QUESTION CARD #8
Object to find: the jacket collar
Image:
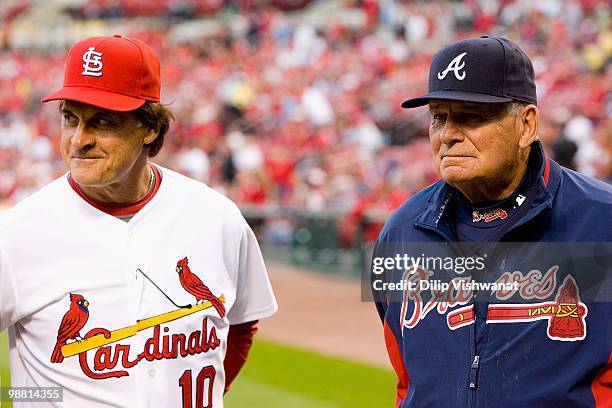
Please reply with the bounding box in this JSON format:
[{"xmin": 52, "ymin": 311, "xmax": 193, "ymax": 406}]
[{"xmin": 415, "ymin": 141, "xmax": 562, "ymax": 240}]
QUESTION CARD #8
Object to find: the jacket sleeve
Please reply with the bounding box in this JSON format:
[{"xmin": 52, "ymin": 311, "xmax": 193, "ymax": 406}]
[
  {"xmin": 372, "ymin": 231, "xmax": 411, "ymax": 406},
  {"xmin": 384, "ymin": 314, "xmax": 410, "ymax": 407},
  {"xmin": 371, "ymin": 237, "xmax": 387, "ymax": 323}
]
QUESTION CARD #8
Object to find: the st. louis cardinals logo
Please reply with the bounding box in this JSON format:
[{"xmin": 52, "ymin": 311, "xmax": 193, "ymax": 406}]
[
  {"xmin": 176, "ymin": 257, "xmax": 225, "ymax": 317},
  {"xmin": 51, "ymin": 293, "xmax": 89, "ymax": 363},
  {"xmin": 50, "ymin": 258, "xmax": 226, "ymax": 380},
  {"xmin": 81, "ymin": 47, "xmax": 103, "ymax": 77},
  {"xmin": 400, "ymin": 266, "xmax": 588, "ymax": 342},
  {"xmin": 437, "ymin": 52, "xmax": 467, "ymax": 80}
]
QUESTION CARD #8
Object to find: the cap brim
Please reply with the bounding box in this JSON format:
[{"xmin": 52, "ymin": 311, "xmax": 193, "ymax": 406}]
[
  {"xmin": 41, "ymin": 86, "xmax": 147, "ymax": 112},
  {"xmin": 401, "ymin": 91, "xmax": 513, "ymax": 109}
]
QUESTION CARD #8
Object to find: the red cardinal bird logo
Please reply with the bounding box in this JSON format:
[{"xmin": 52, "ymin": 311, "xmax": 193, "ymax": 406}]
[
  {"xmin": 176, "ymin": 257, "xmax": 226, "ymax": 317},
  {"xmin": 50, "ymin": 293, "xmax": 89, "ymax": 363}
]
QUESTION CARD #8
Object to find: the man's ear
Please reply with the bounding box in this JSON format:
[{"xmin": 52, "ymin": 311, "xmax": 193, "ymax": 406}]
[
  {"xmin": 518, "ymin": 104, "xmax": 539, "ymax": 148},
  {"xmin": 143, "ymin": 127, "xmax": 159, "ymax": 145}
]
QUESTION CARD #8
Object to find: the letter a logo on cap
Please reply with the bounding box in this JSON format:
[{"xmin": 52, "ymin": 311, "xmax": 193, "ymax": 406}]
[
  {"xmin": 82, "ymin": 47, "xmax": 103, "ymax": 77},
  {"xmin": 437, "ymin": 52, "xmax": 467, "ymax": 81}
]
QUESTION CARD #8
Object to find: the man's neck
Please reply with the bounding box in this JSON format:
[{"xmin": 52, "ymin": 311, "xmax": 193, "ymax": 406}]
[{"xmin": 78, "ymin": 163, "xmax": 153, "ymax": 205}]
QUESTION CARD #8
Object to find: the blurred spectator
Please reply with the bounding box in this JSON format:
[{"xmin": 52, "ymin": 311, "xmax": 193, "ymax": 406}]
[
  {"xmin": 552, "ymin": 136, "xmax": 579, "ymax": 170},
  {"xmin": 0, "ymin": 0, "xmax": 610, "ymax": 243}
]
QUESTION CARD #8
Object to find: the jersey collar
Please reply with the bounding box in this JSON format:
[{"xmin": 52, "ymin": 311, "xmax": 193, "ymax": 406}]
[{"xmin": 68, "ymin": 163, "xmax": 162, "ymax": 218}]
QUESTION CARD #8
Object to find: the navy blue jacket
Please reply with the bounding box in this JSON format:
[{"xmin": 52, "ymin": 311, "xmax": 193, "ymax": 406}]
[{"xmin": 373, "ymin": 143, "xmax": 612, "ymax": 407}]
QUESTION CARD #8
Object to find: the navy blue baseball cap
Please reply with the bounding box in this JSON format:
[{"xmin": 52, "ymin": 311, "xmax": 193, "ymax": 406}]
[{"xmin": 401, "ymin": 36, "xmax": 537, "ymax": 108}]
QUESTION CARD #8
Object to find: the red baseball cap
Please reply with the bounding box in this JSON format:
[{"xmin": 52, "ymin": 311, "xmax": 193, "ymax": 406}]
[{"xmin": 42, "ymin": 35, "xmax": 161, "ymax": 112}]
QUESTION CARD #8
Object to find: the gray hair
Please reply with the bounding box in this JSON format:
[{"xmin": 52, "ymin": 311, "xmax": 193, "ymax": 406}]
[{"xmin": 506, "ymin": 101, "xmax": 531, "ymax": 116}]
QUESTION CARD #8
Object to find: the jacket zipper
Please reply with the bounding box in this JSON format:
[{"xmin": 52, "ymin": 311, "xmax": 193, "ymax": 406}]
[
  {"xmin": 413, "ymin": 160, "xmax": 554, "ymax": 407},
  {"xmin": 469, "ymin": 354, "xmax": 480, "ymax": 390}
]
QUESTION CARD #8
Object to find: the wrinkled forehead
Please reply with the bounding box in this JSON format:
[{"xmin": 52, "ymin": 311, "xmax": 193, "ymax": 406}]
[
  {"xmin": 61, "ymin": 100, "xmax": 130, "ymax": 119},
  {"xmin": 428, "ymin": 99, "xmax": 509, "ymax": 115}
]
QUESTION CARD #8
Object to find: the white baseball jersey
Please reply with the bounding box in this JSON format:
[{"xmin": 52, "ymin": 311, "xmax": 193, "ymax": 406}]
[{"xmin": 0, "ymin": 166, "xmax": 278, "ymax": 407}]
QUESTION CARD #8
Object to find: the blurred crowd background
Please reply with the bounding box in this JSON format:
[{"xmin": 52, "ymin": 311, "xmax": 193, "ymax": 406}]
[{"xmin": 0, "ymin": 0, "xmax": 610, "ymax": 252}]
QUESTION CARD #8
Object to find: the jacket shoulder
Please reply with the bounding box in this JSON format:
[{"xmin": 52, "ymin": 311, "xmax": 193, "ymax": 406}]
[
  {"xmin": 557, "ymin": 167, "xmax": 612, "ymax": 207},
  {"xmin": 547, "ymin": 167, "xmax": 612, "ymax": 240},
  {"xmin": 379, "ymin": 181, "xmax": 444, "ymax": 240}
]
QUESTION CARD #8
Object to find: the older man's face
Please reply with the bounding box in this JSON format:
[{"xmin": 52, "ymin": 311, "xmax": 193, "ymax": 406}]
[
  {"xmin": 428, "ymin": 100, "xmax": 521, "ymax": 187},
  {"xmin": 60, "ymin": 101, "xmax": 153, "ymax": 188}
]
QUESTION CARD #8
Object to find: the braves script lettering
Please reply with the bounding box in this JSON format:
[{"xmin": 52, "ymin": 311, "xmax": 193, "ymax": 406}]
[
  {"xmin": 401, "ymin": 265, "xmax": 560, "ymax": 332},
  {"xmin": 472, "ymin": 208, "xmax": 508, "ymax": 223},
  {"xmin": 494, "ymin": 266, "xmax": 558, "ymax": 300},
  {"xmin": 400, "ymin": 267, "xmax": 473, "ymax": 330}
]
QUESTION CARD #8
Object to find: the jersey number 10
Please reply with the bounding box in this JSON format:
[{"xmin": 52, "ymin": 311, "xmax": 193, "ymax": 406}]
[{"xmin": 179, "ymin": 366, "xmax": 216, "ymax": 408}]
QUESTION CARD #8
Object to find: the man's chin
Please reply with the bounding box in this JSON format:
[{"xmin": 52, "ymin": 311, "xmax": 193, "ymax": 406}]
[
  {"xmin": 440, "ymin": 167, "xmax": 475, "ymax": 185},
  {"xmin": 69, "ymin": 170, "xmax": 106, "ymax": 188}
]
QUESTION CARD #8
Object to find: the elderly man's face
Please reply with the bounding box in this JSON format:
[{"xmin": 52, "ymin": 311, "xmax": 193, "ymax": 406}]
[
  {"xmin": 428, "ymin": 100, "xmax": 521, "ymax": 187},
  {"xmin": 60, "ymin": 101, "xmax": 155, "ymax": 188}
]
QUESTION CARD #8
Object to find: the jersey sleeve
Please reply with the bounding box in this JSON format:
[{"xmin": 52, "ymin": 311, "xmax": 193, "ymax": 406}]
[
  {"xmin": 223, "ymin": 320, "xmax": 258, "ymax": 393},
  {"xmin": 0, "ymin": 243, "xmax": 19, "ymax": 332},
  {"xmin": 226, "ymin": 218, "xmax": 278, "ymax": 325}
]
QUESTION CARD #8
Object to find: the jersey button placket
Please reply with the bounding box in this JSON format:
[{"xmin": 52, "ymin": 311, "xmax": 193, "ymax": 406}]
[
  {"xmin": 126, "ymin": 226, "xmax": 146, "ymax": 308},
  {"xmin": 124, "ymin": 226, "xmax": 148, "ymax": 407}
]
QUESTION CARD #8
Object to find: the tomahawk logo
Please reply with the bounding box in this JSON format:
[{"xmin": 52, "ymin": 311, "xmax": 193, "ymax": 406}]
[
  {"xmin": 82, "ymin": 47, "xmax": 103, "ymax": 77},
  {"xmin": 446, "ymin": 275, "xmax": 588, "ymax": 342},
  {"xmin": 438, "ymin": 52, "xmax": 467, "ymax": 80}
]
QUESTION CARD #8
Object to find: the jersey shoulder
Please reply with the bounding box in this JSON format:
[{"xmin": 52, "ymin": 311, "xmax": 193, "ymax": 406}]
[
  {"xmin": 0, "ymin": 175, "xmax": 70, "ymax": 233},
  {"xmin": 158, "ymin": 166, "xmax": 244, "ymax": 221}
]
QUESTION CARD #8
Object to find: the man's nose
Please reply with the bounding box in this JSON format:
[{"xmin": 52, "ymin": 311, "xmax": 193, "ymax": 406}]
[
  {"xmin": 71, "ymin": 124, "xmax": 95, "ymax": 149},
  {"xmin": 438, "ymin": 118, "xmax": 463, "ymax": 145}
]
